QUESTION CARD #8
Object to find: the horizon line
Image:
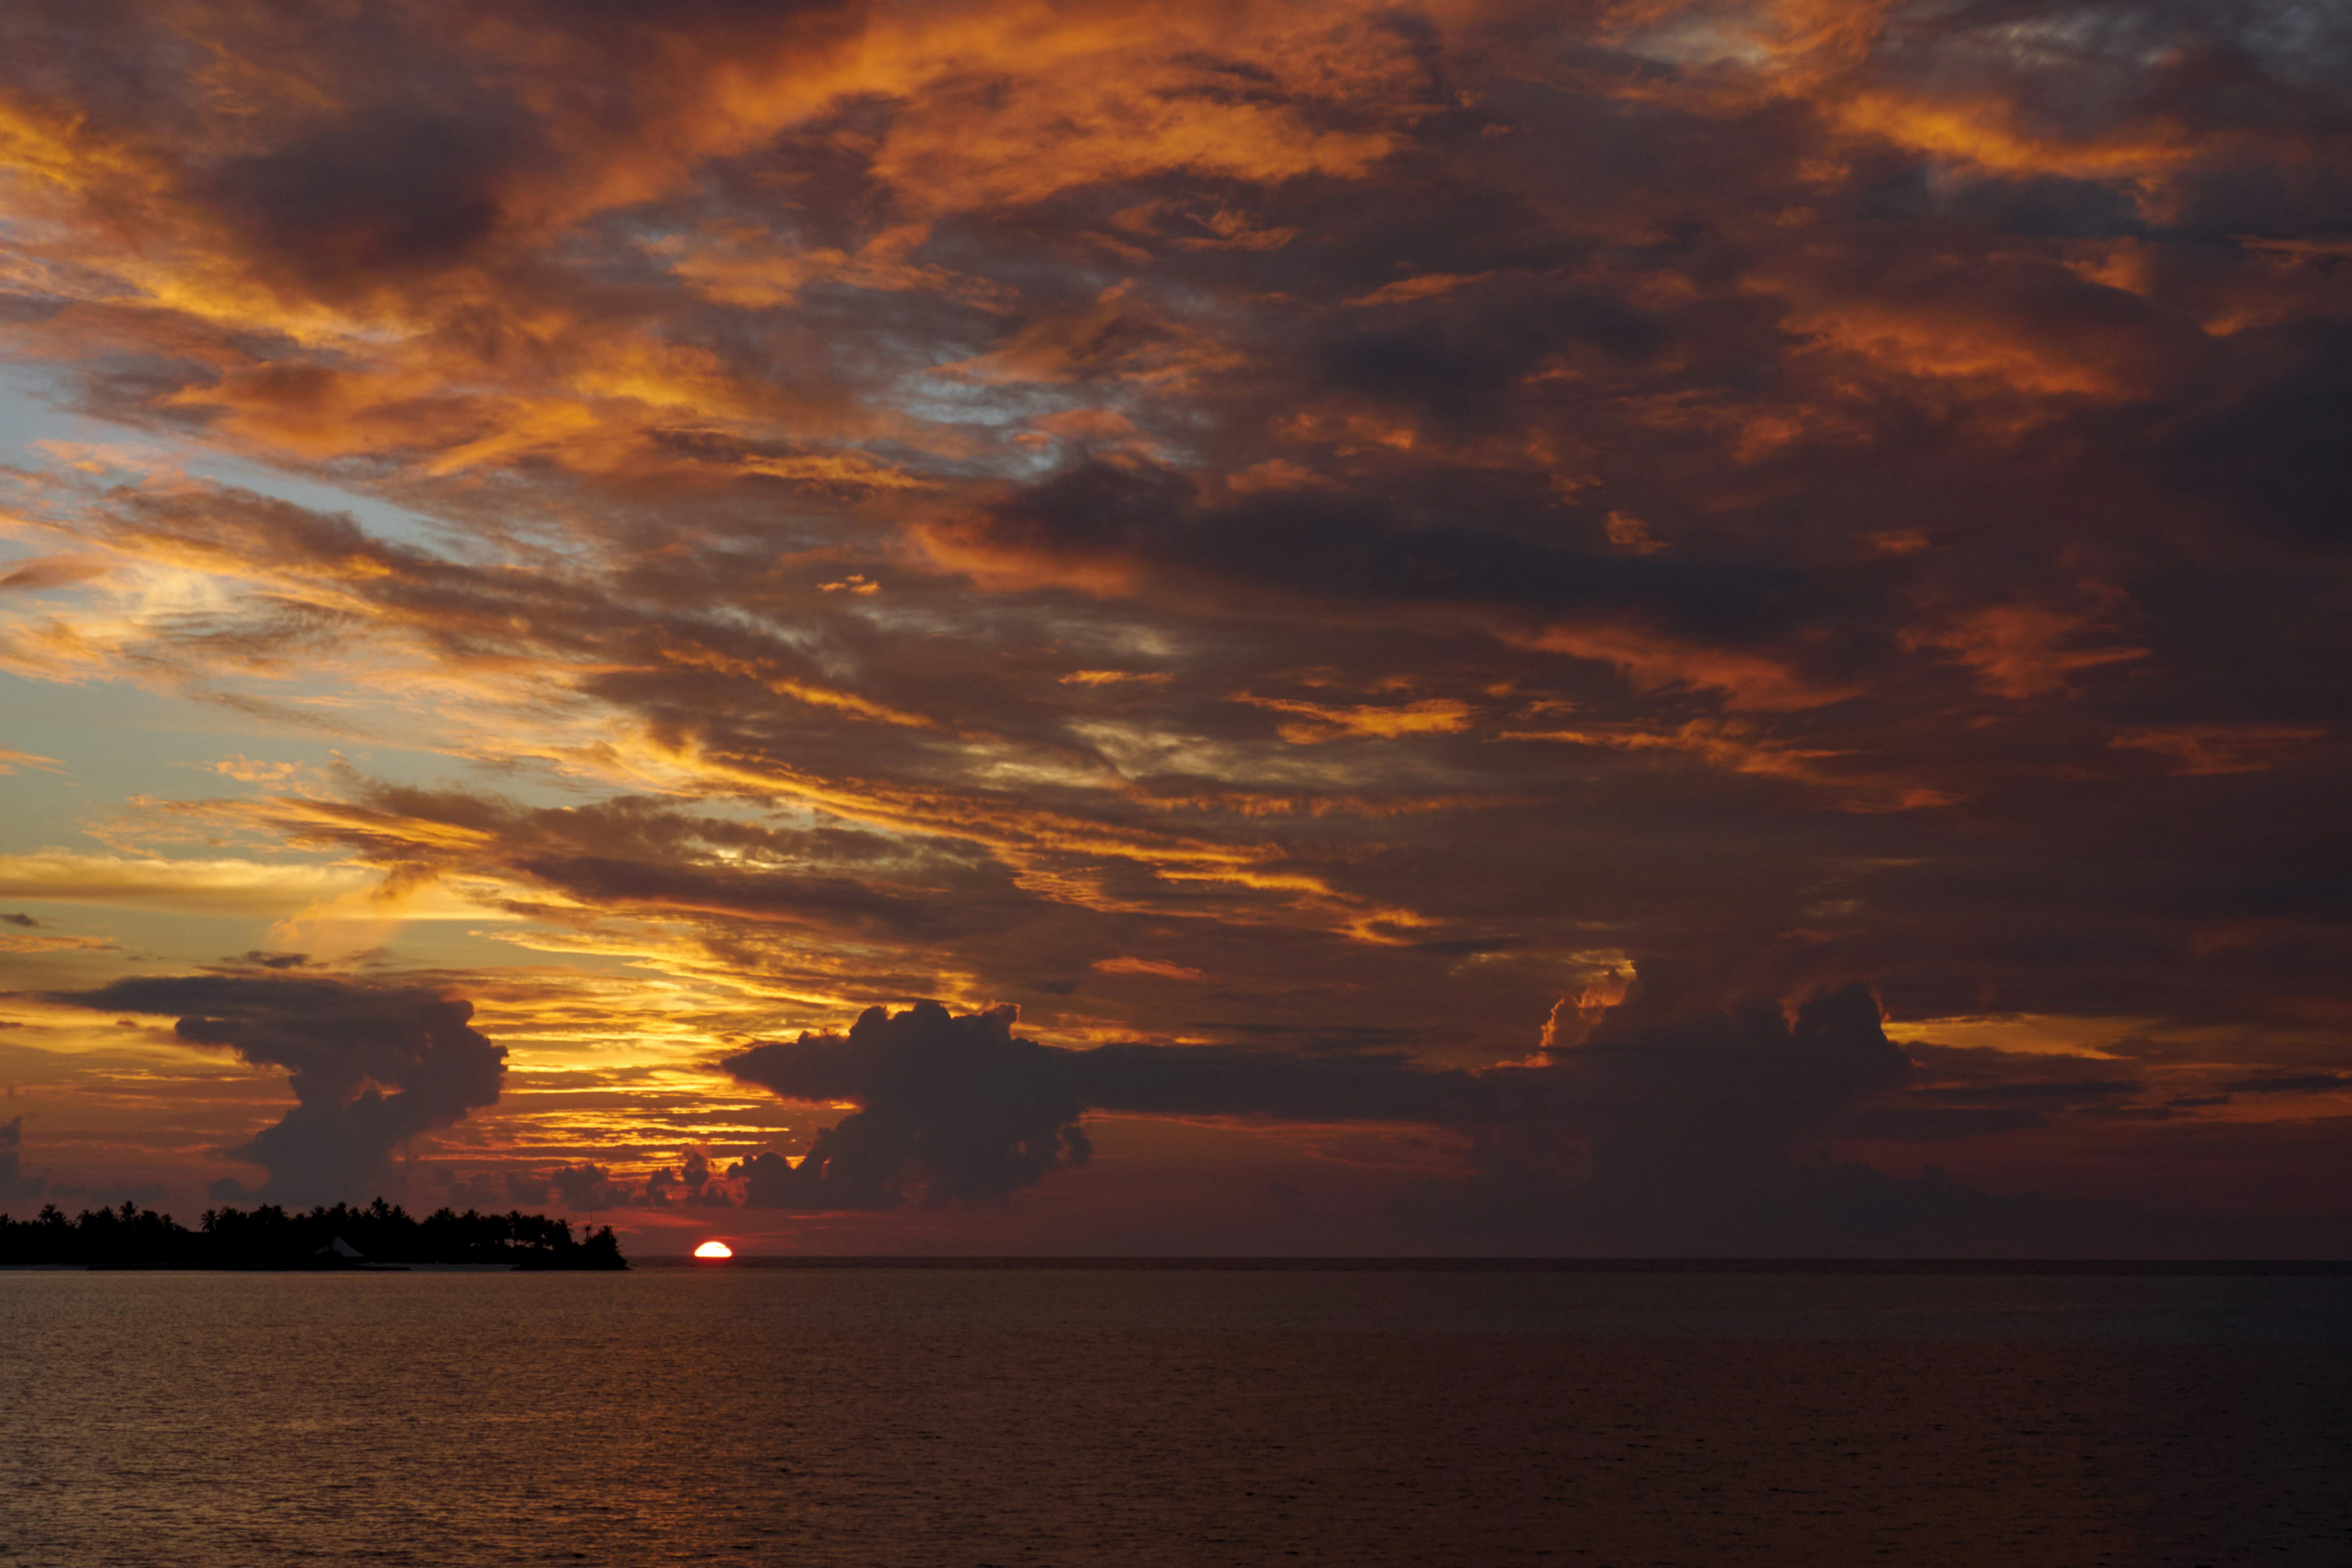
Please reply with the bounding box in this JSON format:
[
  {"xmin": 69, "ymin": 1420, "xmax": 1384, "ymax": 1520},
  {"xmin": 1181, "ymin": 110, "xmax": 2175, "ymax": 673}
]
[{"xmin": 628, "ymin": 1256, "xmax": 2352, "ymax": 1275}]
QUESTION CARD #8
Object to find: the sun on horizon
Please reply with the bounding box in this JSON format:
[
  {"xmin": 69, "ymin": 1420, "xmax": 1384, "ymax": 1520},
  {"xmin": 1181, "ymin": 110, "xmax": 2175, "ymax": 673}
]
[{"xmin": 693, "ymin": 1241, "xmax": 733, "ymax": 1259}]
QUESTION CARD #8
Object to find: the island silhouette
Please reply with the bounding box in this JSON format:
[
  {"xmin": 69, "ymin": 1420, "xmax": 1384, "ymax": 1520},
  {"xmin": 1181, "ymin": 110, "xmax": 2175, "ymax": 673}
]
[{"xmin": 0, "ymin": 1197, "xmax": 626, "ymax": 1270}]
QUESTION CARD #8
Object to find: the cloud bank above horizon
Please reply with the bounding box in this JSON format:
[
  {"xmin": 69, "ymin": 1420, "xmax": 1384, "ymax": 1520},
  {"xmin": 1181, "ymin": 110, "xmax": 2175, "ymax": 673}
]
[{"xmin": 0, "ymin": 0, "xmax": 2346, "ymax": 1252}]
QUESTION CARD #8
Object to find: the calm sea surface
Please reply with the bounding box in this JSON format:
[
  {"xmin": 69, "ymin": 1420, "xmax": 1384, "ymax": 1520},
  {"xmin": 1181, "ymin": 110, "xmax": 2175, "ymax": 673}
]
[{"xmin": 3, "ymin": 1269, "xmax": 2347, "ymax": 1567}]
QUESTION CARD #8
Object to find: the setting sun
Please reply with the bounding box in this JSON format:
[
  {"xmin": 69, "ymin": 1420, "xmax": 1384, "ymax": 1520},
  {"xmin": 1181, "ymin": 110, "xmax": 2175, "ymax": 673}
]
[{"xmin": 693, "ymin": 1241, "xmax": 733, "ymax": 1259}]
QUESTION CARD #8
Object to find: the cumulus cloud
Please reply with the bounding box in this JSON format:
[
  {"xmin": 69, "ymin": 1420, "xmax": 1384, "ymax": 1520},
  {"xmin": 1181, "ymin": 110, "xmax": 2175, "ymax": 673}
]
[
  {"xmin": 1544, "ymin": 971, "xmax": 1911, "ymax": 1207},
  {"xmin": 722, "ymin": 1000, "xmax": 1512, "ymax": 1208},
  {"xmin": 716, "ymin": 988, "xmax": 1878, "ymax": 1230},
  {"xmin": 713, "ymin": 981, "xmax": 2245, "ymax": 1252},
  {"xmin": 1391, "ymin": 975, "xmax": 2236, "ymax": 1253},
  {"xmin": 54, "ymin": 976, "xmax": 506, "ymax": 1206},
  {"xmin": 546, "ymin": 1162, "xmax": 635, "ymax": 1214},
  {"xmin": 647, "ymin": 1147, "xmax": 739, "ymax": 1209},
  {"xmin": 724, "ymin": 1002, "xmax": 1092, "ymax": 1209},
  {"xmin": 1405, "ymin": 973, "xmax": 1929, "ymax": 1248}
]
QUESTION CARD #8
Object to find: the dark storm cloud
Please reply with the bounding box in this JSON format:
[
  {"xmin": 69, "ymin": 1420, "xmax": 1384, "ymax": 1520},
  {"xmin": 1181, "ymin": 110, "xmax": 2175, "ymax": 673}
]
[
  {"xmin": 2221, "ymin": 1073, "xmax": 2352, "ymax": 1096},
  {"xmin": 2163, "ymin": 319, "xmax": 2352, "ymax": 546},
  {"xmin": 1433, "ymin": 973, "xmax": 1921, "ymax": 1241},
  {"xmin": 647, "ymin": 1147, "xmax": 738, "ymax": 1209},
  {"xmin": 546, "ymin": 1162, "xmax": 635, "ymax": 1214},
  {"xmin": 1073, "ymin": 1042, "xmax": 1488, "ymax": 1123},
  {"xmin": 724, "ymin": 1002, "xmax": 1093, "ymax": 1208},
  {"xmin": 0, "ymin": 0, "xmax": 871, "ymax": 290},
  {"xmin": 52, "ymin": 976, "xmax": 505, "ymax": 1206},
  {"xmin": 523, "ymin": 1149, "xmax": 740, "ymax": 1212},
  {"xmin": 1822, "ymin": 1069, "xmax": 2151, "ymax": 1141},
  {"xmin": 717, "ymin": 985, "xmax": 2087, "ymax": 1246},
  {"xmin": 203, "ymin": 98, "xmax": 538, "ymax": 294},
  {"xmin": 1826, "ymin": 1103, "xmax": 2054, "ymax": 1142},
  {"xmin": 1199, "ymin": 1021, "xmax": 1433, "ymax": 1053},
  {"xmin": 722, "ymin": 1000, "xmax": 1511, "ymax": 1209},
  {"xmin": 1562, "ymin": 977, "xmax": 1913, "ymax": 1169},
  {"xmin": 1403, "ymin": 974, "xmax": 2238, "ymax": 1253},
  {"xmin": 951, "ymin": 458, "xmax": 1808, "ymax": 642},
  {"xmin": 1312, "ymin": 283, "xmax": 1666, "ymax": 428}
]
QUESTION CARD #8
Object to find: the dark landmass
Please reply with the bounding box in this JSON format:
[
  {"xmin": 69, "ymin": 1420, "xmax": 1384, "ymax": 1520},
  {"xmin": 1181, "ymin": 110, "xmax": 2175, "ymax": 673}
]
[
  {"xmin": 638, "ymin": 1255, "xmax": 2352, "ymax": 1275},
  {"xmin": 0, "ymin": 1198, "xmax": 626, "ymax": 1270}
]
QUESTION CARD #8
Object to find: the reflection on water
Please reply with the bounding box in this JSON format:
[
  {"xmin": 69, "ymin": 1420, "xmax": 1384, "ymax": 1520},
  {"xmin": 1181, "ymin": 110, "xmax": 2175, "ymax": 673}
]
[{"xmin": 2, "ymin": 1271, "xmax": 2346, "ymax": 1566}]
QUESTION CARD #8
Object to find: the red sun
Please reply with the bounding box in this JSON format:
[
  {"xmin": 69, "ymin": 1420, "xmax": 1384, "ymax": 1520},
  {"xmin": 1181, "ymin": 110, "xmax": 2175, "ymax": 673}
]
[{"xmin": 693, "ymin": 1240, "xmax": 733, "ymax": 1259}]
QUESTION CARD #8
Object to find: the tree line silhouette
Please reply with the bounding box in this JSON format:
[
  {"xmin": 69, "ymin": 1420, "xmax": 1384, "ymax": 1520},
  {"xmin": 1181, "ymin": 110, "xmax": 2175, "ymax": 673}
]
[{"xmin": 0, "ymin": 1197, "xmax": 627, "ymax": 1269}]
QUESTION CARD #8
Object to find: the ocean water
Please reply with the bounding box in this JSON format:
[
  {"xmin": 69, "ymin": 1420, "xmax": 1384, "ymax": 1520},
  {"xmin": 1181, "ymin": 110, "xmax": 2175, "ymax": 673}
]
[{"xmin": 2, "ymin": 1269, "xmax": 2347, "ymax": 1567}]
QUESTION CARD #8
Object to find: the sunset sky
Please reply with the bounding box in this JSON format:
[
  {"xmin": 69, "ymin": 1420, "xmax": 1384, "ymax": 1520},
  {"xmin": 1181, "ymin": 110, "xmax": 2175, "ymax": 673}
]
[{"xmin": 1, "ymin": 0, "xmax": 2347, "ymax": 1254}]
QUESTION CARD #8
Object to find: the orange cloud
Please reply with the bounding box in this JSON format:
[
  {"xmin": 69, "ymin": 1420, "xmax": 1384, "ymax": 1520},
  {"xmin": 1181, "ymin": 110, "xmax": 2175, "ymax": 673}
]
[
  {"xmin": 1906, "ymin": 604, "xmax": 2146, "ymax": 700},
  {"xmin": 1232, "ymin": 693, "xmax": 1473, "ymax": 743},
  {"xmin": 2110, "ymin": 725, "xmax": 2331, "ymax": 777},
  {"xmin": 1833, "ymin": 90, "xmax": 2198, "ymax": 186},
  {"xmin": 1061, "ymin": 670, "xmax": 1170, "ymax": 686},
  {"xmin": 1091, "ymin": 955, "xmax": 1207, "ymax": 981},
  {"xmin": 1604, "ymin": 512, "xmax": 1665, "ymax": 555},
  {"xmin": 1787, "ymin": 298, "xmax": 2126, "ymax": 399},
  {"xmin": 0, "ymin": 852, "xmax": 376, "ymax": 916},
  {"xmin": 1523, "ymin": 623, "xmax": 1849, "ymax": 713},
  {"xmin": 657, "ymin": 643, "xmax": 938, "ymax": 730}
]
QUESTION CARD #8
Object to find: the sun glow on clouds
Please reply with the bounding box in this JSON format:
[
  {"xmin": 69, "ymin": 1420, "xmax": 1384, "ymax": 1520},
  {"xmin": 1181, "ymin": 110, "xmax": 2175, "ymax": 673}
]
[{"xmin": 0, "ymin": 0, "xmax": 2346, "ymax": 1247}]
